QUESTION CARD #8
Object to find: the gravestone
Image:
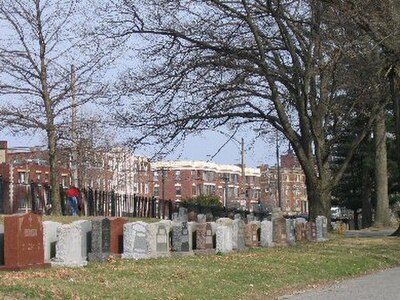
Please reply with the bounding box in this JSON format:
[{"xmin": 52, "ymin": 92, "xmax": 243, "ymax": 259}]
[
  {"xmin": 260, "ymin": 220, "xmax": 273, "ymax": 247},
  {"xmin": 188, "ymin": 211, "xmax": 197, "ymax": 222},
  {"xmin": 122, "ymin": 221, "xmax": 150, "ymax": 260},
  {"xmin": 245, "ymin": 223, "xmax": 259, "ymax": 248},
  {"xmin": 0, "ymin": 212, "xmax": 50, "ymax": 271},
  {"xmin": 172, "ymin": 221, "xmax": 191, "ymax": 255},
  {"xmin": 195, "ymin": 222, "xmax": 214, "ymax": 253},
  {"xmin": 295, "ymin": 222, "xmax": 306, "ymax": 243},
  {"xmin": 43, "ymin": 221, "xmax": 62, "ymax": 263},
  {"xmin": 316, "ymin": 216, "xmax": 328, "ymax": 242},
  {"xmin": 154, "ymin": 222, "xmax": 170, "ymax": 257},
  {"xmin": 188, "ymin": 221, "xmax": 197, "ymax": 250},
  {"xmin": 232, "ymin": 218, "xmax": 246, "ymax": 251},
  {"xmin": 216, "ymin": 225, "xmax": 232, "ymax": 253},
  {"xmin": 306, "ymin": 222, "xmax": 317, "ymax": 242},
  {"xmin": 271, "ymin": 208, "xmax": 283, "ymax": 221},
  {"xmin": 197, "ymin": 214, "xmax": 206, "ymax": 223},
  {"xmin": 72, "ymin": 220, "xmax": 92, "ymax": 260},
  {"xmin": 178, "ymin": 207, "xmax": 188, "ymax": 222},
  {"xmin": 272, "ymin": 217, "xmax": 288, "ymax": 246},
  {"xmin": 51, "ymin": 223, "xmax": 88, "ymax": 267},
  {"xmin": 246, "ymin": 213, "xmax": 256, "ymax": 223},
  {"xmin": 88, "ymin": 218, "xmax": 111, "ymax": 262},
  {"xmin": 0, "ymin": 224, "xmax": 4, "ymax": 266},
  {"xmin": 89, "ymin": 217, "xmax": 126, "ymax": 262},
  {"xmin": 286, "ymin": 219, "xmax": 296, "ymax": 245}
]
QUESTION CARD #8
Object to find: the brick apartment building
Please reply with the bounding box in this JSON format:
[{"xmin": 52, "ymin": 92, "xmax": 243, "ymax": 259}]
[
  {"xmin": 0, "ymin": 141, "xmax": 70, "ymax": 214},
  {"xmin": 259, "ymin": 149, "xmax": 308, "ymax": 215},
  {"xmin": 151, "ymin": 160, "xmax": 261, "ymax": 211}
]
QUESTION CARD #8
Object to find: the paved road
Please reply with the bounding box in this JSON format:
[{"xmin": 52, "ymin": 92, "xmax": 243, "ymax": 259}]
[{"xmin": 279, "ymin": 267, "xmax": 400, "ymax": 300}]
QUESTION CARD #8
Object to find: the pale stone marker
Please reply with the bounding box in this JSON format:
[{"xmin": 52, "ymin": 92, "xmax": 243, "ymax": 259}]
[
  {"xmin": 216, "ymin": 225, "xmax": 232, "ymax": 253},
  {"xmin": 260, "ymin": 220, "xmax": 273, "ymax": 247},
  {"xmin": 286, "ymin": 219, "xmax": 296, "ymax": 245},
  {"xmin": 51, "ymin": 223, "xmax": 88, "ymax": 267},
  {"xmin": 316, "ymin": 216, "xmax": 328, "ymax": 242},
  {"xmin": 232, "ymin": 218, "xmax": 246, "ymax": 251},
  {"xmin": 72, "ymin": 220, "xmax": 92, "ymax": 260},
  {"xmin": 122, "ymin": 221, "xmax": 150, "ymax": 260},
  {"xmin": 43, "ymin": 221, "xmax": 62, "ymax": 263}
]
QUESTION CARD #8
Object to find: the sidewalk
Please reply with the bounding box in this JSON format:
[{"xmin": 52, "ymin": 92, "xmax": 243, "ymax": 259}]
[{"xmin": 279, "ymin": 266, "xmax": 400, "ymax": 299}]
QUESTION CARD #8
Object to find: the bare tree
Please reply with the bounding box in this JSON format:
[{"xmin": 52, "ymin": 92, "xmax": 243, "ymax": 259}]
[
  {"xmin": 0, "ymin": 0, "xmax": 118, "ymax": 214},
  {"xmin": 108, "ymin": 0, "xmax": 387, "ymax": 221}
]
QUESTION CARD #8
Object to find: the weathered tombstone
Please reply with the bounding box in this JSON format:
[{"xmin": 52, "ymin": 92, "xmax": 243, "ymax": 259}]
[
  {"xmin": 232, "ymin": 218, "xmax": 246, "ymax": 251},
  {"xmin": 271, "ymin": 208, "xmax": 283, "ymax": 221},
  {"xmin": 216, "ymin": 225, "xmax": 232, "ymax": 253},
  {"xmin": 245, "ymin": 223, "xmax": 259, "ymax": 248},
  {"xmin": 72, "ymin": 220, "xmax": 92, "ymax": 260},
  {"xmin": 205, "ymin": 212, "xmax": 214, "ymax": 222},
  {"xmin": 188, "ymin": 211, "xmax": 197, "ymax": 222},
  {"xmin": 272, "ymin": 217, "xmax": 288, "ymax": 246},
  {"xmin": 43, "ymin": 221, "xmax": 62, "ymax": 263},
  {"xmin": 122, "ymin": 221, "xmax": 150, "ymax": 260},
  {"xmin": 286, "ymin": 219, "xmax": 296, "ymax": 245},
  {"xmin": 0, "ymin": 224, "xmax": 4, "ymax": 266},
  {"xmin": 316, "ymin": 216, "xmax": 328, "ymax": 242},
  {"xmin": 195, "ymin": 222, "xmax": 214, "ymax": 253},
  {"xmin": 172, "ymin": 212, "xmax": 179, "ymax": 221},
  {"xmin": 51, "ymin": 223, "xmax": 88, "ymax": 267},
  {"xmin": 0, "ymin": 213, "xmax": 50, "ymax": 271},
  {"xmin": 306, "ymin": 222, "xmax": 317, "ymax": 242},
  {"xmin": 178, "ymin": 207, "xmax": 188, "ymax": 222},
  {"xmin": 197, "ymin": 214, "xmax": 206, "ymax": 223},
  {"xmin": 295, "ymin": 222, "xmax": 306, "ymax": 243},
  {"xmin": 260, "ymin": 220, "xmax": 273, "ymax": 247},
  {"xmin": 172, "ymin": 221, "xmax": 192, "ymax": 255},
  {"xmin": 154, "ymin": 222, "xmax": 170, "ymax": 257},
  {"xmin": 188, "ymin": 221, "xmax": 197, "ymax": 250},
  {"xmin": 234, "ymin": 213, "xmax": 242, "ymax": 220},
  {"xmin": 89, "ymin": 217, "xmax": 126, "ymax": 262},
  {"xmin": 246, "ymin": 213, "xmax": 256, "ymax": 223}
]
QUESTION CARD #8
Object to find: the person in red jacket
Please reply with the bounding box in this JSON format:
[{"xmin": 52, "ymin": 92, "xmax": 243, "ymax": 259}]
[{"xmin": 66, "ymin": 186, "xmax": 79, "ymax": 216}]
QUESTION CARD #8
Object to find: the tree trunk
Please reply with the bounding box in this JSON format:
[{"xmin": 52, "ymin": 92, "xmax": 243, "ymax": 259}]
[
  {"xmin": 373, "ymin": 109, "xmax": 391, "ymax": 227},
  {"xmin": 306, "ymin": 177, "xmax": 331, "ymax": 223},
  {"xmin": 361, "ymin": 157, "xmax": 373, "ymax": 228},
  {"xmin": 48, "ymin": 129, "xmax": 61, "ymax": 215}
]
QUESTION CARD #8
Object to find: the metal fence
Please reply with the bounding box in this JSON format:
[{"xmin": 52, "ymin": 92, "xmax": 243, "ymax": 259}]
[{"xmin": 0, "ymin": 179, "xmax": 270, "ymax": 221}]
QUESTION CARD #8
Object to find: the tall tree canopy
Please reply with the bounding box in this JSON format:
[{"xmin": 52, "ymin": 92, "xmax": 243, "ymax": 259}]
[
  {"xmin": 0, "ymin": 0, "xmax": 118, "ymax": 214},
  {"xmin": 109, "ymin": 0, "xmax": 387, "ymax": 220}
]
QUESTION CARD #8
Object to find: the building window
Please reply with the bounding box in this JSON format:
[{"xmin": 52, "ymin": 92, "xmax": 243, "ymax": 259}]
[
  {"xmin": 175, "ymin": 170, "xmax": 181, "ymax": 181},
  {"xmin": 154, "ymin": 186, "xmax": 159, "ymax": 197},
  {"xmin": 154, "ymin": 171, "xmax": 159, "ymax": 181},
  {"xmin": 175, "ymin": 185, "xmax": 182, "ymax": 196},
  {"xmin": 61, "ymin": 176, "xmax": 68, "ymax": 187},
  {"xmin": 145, "ymin": 183, "xmax": 149, "ymax": 194},
  {"xmin": 18, "ymin": 172, "xmax": 29, "ymax": 184},
  {"xmin": 191, "ymin": 170, "xmax": 197, "ymax": 180}
]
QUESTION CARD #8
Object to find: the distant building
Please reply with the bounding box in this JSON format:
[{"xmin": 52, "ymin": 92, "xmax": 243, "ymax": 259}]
[
  {"xmin": 259, "ymin": 149, "xmax": 308, "ymax": 215},
  {"xmin": 151, "ymin": 160, "xmax": 261, "ymax": 210},
  {"xmin": 0, "ymin": 141, "xmax": 70, "ymax": 214}
]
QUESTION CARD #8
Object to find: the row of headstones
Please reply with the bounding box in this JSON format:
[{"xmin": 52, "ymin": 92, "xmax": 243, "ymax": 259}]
[{"xmin": 0, "ymin": 211, "xmax": 328, "ymax": 271}]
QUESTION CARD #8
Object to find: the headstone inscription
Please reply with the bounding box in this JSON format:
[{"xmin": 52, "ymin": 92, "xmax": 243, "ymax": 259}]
[
  {"xmin": 122, "ymin": 221, "xmax": 149, "ymax": 260},
  {"xmin": 0, "ymin": 212, "xmax": 50, "ymax": 271}
]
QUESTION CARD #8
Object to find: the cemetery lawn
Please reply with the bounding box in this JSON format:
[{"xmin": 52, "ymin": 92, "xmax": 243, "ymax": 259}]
[{"xmin": 1, "ymin": 236, "xmax": 400, "ymax": 299}]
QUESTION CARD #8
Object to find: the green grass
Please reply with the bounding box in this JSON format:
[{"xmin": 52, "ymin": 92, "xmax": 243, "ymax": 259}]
[{"xmin": 1, "ymin": 235, "xmax": 400, "ymax": 299}]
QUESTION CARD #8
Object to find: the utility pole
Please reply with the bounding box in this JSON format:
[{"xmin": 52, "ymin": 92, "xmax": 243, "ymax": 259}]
[
  {"xmin": 71, "ymin": 64, "xmax": 78, "ymax": 187},
  {"xmin": 241, "ymin": 138, "xmax": 246, "ymax": 210},
  {"xmin": 224, "ymin": 175, "xmax": 229, "ymax": 209},
  {"xmin": 276, "ymin": 131, "xmax": 282, "ymax": 209}
]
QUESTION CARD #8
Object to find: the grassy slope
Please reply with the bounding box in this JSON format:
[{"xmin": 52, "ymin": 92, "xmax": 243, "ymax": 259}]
[{"xmin": 0, "ymin": 236, "xmax": 399, "ymax": 299}]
